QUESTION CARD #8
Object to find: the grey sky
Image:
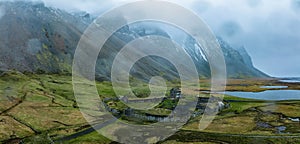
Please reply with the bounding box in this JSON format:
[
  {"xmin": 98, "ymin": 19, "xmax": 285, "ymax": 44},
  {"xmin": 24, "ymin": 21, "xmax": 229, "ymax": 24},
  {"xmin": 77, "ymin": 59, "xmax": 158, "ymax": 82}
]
[
  {"xmin": 0, "ymin": 5, "xmax": 4, "ymax": 20},
  {"xmin": 191, "ymin": 0, "xmax": 300, "ymax": 77},
  {"xmin": 10, "ymin": 0, "xmax": 300, "ymax": 77}
]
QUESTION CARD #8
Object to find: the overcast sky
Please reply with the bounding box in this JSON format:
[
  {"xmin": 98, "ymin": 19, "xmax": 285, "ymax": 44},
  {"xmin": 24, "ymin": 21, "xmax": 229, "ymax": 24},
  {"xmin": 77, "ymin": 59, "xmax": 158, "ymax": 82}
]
[
  {"xmin": 5, "ymin": 0, "xmax": 300, "ymax": 77},
  {"xmin": 191, "ymin": 0, "xmax": 300, "ymax": 77}
]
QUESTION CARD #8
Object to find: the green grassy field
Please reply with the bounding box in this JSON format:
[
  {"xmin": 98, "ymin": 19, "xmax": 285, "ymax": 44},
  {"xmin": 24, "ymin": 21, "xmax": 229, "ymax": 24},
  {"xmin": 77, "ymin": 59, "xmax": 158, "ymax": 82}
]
[{"xmin": 0, "ymin": 71, "xmax": 300, "ymax": 143}]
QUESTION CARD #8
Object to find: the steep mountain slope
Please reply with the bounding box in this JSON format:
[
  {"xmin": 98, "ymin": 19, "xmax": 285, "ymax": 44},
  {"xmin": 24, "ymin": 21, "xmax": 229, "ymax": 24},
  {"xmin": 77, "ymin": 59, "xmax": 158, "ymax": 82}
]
[
  {"xmin": 0, "ymin": 1, "xmax": 90, "ymax": 73},
  {"xmin": 0, "ymin": 1, "xmax": 268, "ymax": 79},
  {"xmin": 218, "ymin": 38, "xmax": 269, "ymax": 78}
]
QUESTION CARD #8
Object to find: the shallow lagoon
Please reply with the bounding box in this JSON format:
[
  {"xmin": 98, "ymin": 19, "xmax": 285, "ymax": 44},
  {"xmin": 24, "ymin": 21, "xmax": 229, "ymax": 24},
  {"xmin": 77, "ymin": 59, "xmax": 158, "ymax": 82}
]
[{"xmin": 225, "ymin": 90, "xmax": 300, "ymax": 101}]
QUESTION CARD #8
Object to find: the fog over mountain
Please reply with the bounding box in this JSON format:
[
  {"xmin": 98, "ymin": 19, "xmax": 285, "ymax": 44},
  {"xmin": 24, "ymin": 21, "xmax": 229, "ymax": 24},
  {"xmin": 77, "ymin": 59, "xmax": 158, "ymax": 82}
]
[
  {"xmin": 0, "ymin": 1, "xmax": 272, "ymax": 79},
  {"xmin": 192, "ymin": 0, "xmax": 300, "ymax": 77},
  {"xmin": 26, "ymin": 0, "xmax": 300, "ymax": 77},
  {"xmin": 0, "ymin": 4, "xmax": 4, "ymax": 19}
]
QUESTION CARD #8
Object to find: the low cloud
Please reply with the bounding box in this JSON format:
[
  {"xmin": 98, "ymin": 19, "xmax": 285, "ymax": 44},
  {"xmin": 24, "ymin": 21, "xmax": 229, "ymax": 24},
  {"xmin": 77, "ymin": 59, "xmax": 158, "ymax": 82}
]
[
  {"xmin": 42, "ymin": 0, "xmax": 115, "ymax": 14},
  {"xmin": 217, "ymin": 21, "xmax": 243, "ymax": 46},
  {"xmin": 0, "ymin": 6, "xmax": 5, "ymax": 20},
  {"xmin": 247, "ymin": 0, "xmax": 262, "ymax": 8},
  {"xmin": 190, "ymin": 0, "xmax": 211, "ymax": 14},
  {"xmin": 40, "ymin": 0, "xmax": 194, "ymax": 15},
  {"xmin": 39, "ymin": 0, "xmax": 300, "ymax": 77},
  {"xmin": 291, "ymin": 0, "xmax": 300, "ymax": 12},
  {"xmin": 191, "ymin": 0, "xmax": 300, "ymax": 77},
  {"xmin": 1, "ymin": 0, "xmax": 299, "ymax": 77}
]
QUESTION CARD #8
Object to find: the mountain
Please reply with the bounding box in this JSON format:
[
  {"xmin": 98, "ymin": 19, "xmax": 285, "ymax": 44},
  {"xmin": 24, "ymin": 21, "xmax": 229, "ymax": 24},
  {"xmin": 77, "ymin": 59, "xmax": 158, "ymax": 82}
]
[
  {"xmin": 218, "ymin": 38, "xmax": 269, "ymax": 78},
  {"xmin": 0, "ymin": 1, "xmax": 85, "ymax": 73},
  {"xmin": 0, "ymin": 1, "xmax": 268, "ymax": 80}
]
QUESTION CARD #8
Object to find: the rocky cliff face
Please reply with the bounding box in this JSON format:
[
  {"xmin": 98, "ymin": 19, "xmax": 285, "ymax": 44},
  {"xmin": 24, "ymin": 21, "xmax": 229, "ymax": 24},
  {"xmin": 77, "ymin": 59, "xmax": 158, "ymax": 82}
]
[
  {"xmin": 0, "ymin": 1, "xmax": 268, "ymax": 79},
  {"xmin": 217, "ymin": 38, "xmax": 268, "ymax": 78}
]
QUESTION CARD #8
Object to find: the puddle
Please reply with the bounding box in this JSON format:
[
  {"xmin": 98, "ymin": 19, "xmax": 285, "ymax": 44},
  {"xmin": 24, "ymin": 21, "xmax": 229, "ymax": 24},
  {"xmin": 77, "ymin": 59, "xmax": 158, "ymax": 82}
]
[
  {"xmin": 257, "ymin": 122, "xmax": 272, "ymax": 128},
  {"xmin": 257, "ymin": 122, "xmax": 287, "ymax": 134},
  {"xmin": 276, "ymin": 126, "xmax": 287, "ymax": 134},
  {"xmin": 289, "ymin": 118, "xmax": 300, "ymax": 122}
]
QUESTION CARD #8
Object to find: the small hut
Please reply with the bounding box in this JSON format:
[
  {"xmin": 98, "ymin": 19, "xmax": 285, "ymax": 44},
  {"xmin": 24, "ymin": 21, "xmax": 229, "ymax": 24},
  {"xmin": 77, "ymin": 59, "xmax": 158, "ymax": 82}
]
[{"xmin": 170, "ymin": 88, "xmax": 181, "ymax": 99}]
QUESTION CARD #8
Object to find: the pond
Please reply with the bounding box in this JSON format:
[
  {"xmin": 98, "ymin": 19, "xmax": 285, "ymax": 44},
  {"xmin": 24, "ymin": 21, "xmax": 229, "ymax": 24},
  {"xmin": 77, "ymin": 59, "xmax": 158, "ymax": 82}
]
[
  {"xmin": 225, "ymin": 90, "xmax": 300, "ymax": 101},
  {"xmin": 260, "ymin": 86, "xmax": 288, "ymax": 89}
]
